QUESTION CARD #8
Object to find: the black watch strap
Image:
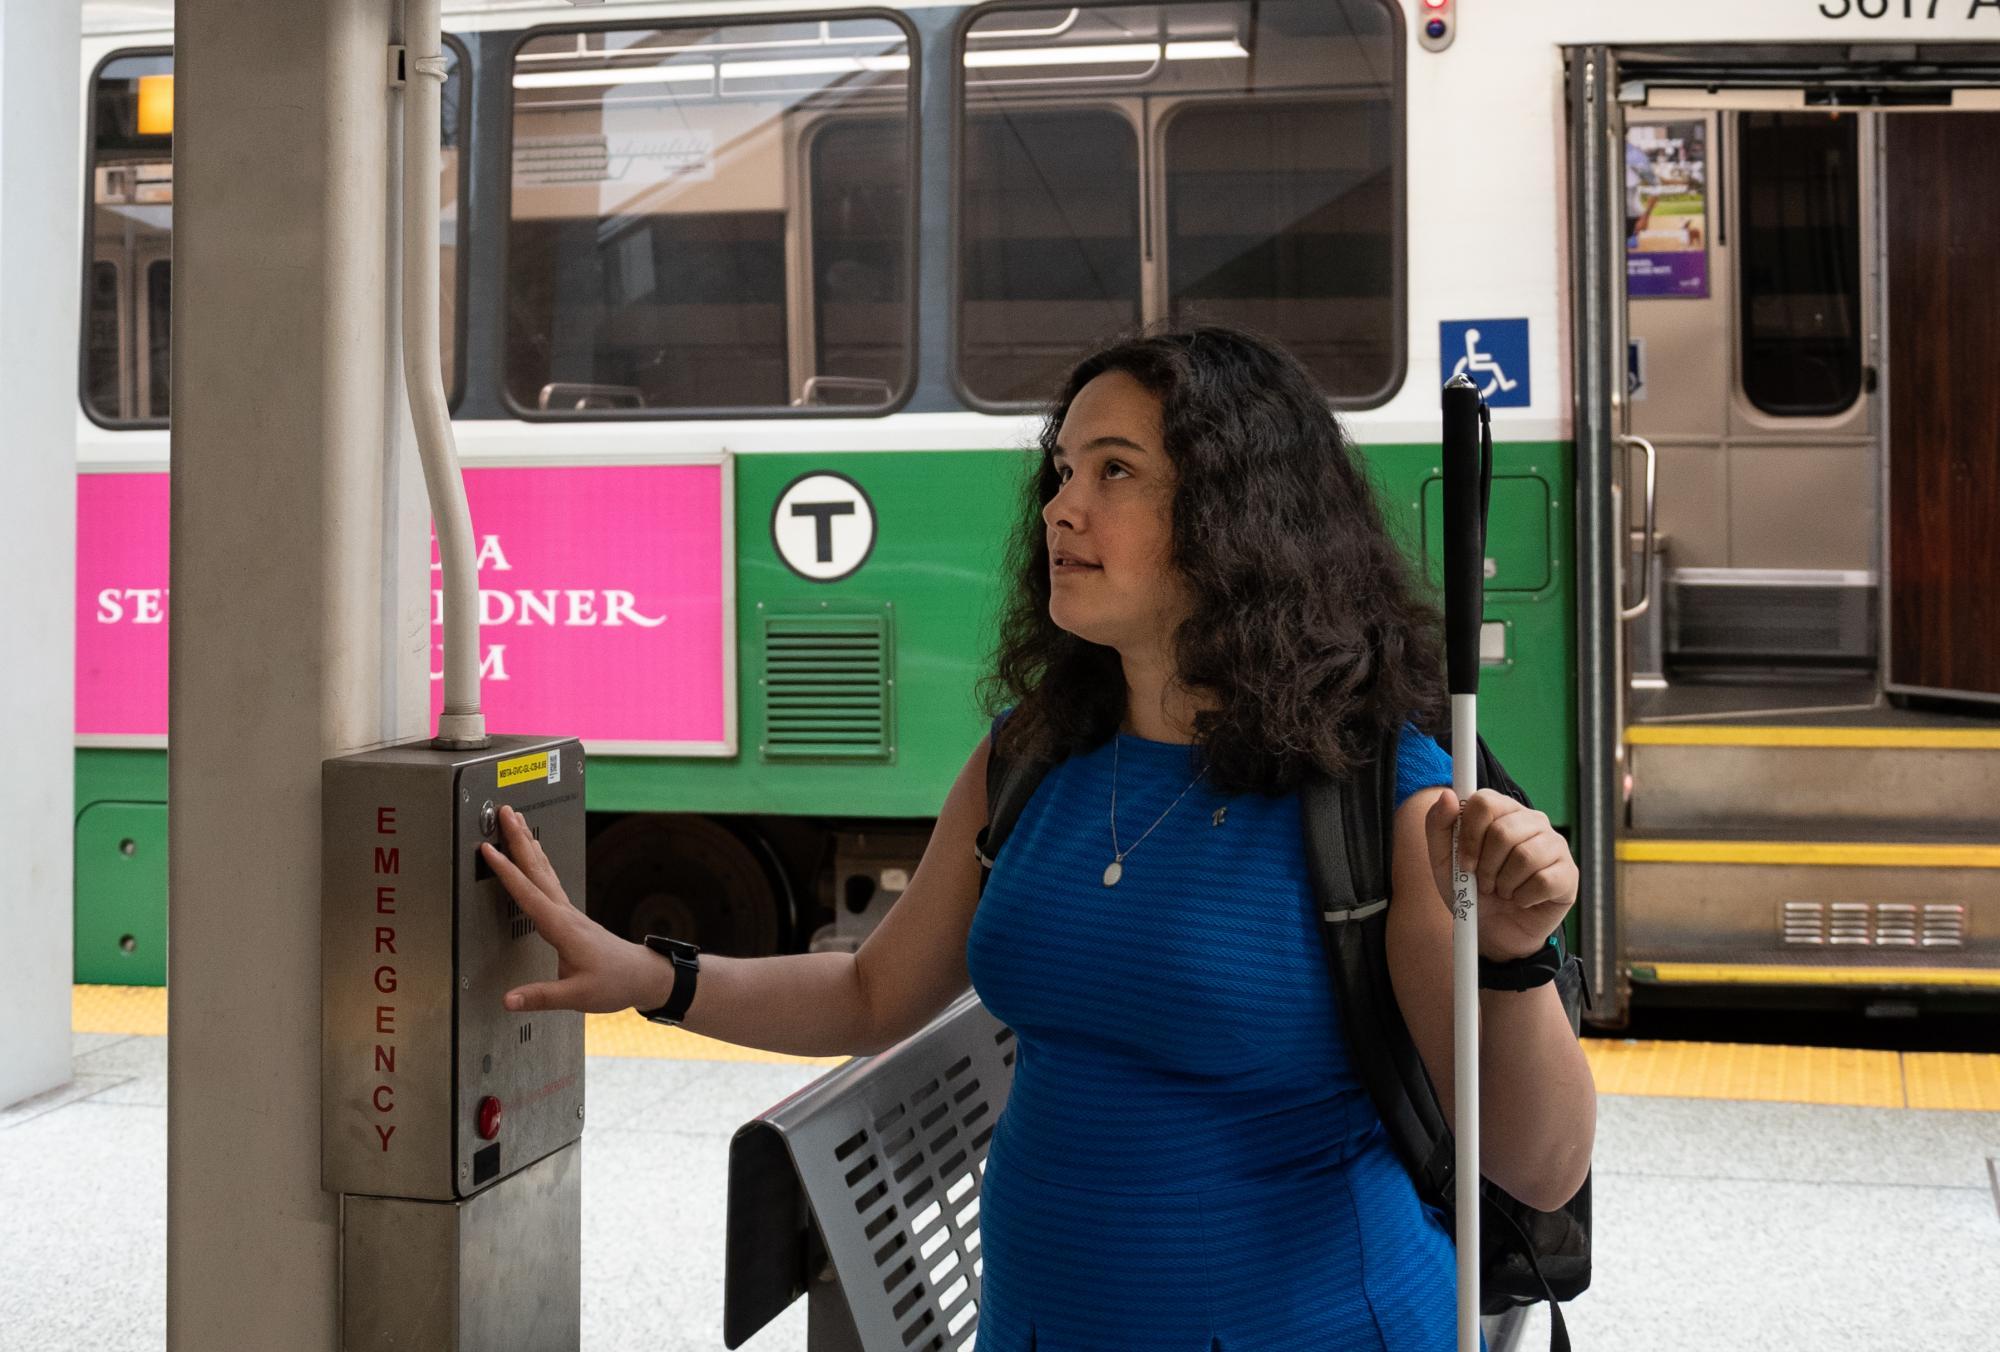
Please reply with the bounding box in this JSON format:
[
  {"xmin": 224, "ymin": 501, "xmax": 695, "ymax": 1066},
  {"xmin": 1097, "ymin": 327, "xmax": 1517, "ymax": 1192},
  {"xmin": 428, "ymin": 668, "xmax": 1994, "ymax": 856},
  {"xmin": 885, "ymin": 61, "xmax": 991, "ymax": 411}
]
[
  {"xmin": 1477, "ymin": 935, "xmax": 1565, "ymax": 992},
  {"xmin": 638, "ymin": 934, "xmax": 702, "ymax": 1025}
]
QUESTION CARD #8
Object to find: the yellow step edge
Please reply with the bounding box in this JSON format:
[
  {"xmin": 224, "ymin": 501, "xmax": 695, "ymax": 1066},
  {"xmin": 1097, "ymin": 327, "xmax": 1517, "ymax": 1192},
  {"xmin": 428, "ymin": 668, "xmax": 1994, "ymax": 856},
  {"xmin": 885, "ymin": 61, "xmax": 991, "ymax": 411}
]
[
  {"xmin": 71, "ymin": 985, "xmax": 842, "ymax": 1067},
  {"xmin": 1618, "ymin": 839, "xmax": 2000, "ymax": 868},
  {"xmin": 1626, "ymin": 724, "xmax": 2000, "ymax": 750},
  {"xmin": 1635, "ymin": 962, "xmax": 2000, "ymax": 989}
]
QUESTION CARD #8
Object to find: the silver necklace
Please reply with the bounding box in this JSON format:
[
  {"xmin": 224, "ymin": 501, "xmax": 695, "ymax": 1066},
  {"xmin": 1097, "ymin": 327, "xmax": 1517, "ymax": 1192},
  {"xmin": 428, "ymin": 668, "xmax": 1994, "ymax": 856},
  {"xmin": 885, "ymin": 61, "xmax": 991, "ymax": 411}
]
[{"xmin": 1104, "ymin": 734, "xmax": 1209, "ymax": 887}]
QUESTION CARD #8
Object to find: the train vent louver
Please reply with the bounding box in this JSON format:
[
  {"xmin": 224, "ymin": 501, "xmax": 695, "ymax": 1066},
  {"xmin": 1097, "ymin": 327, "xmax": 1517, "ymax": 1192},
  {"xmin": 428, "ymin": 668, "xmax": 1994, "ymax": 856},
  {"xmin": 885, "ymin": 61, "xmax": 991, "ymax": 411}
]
[
  {"xmin": 1782, "ymin": 900, "xmax": 1965, "ymax": 948},
  {"xmin": 760, "ymin": 608, "xmax": 894, "ymax": 761}
]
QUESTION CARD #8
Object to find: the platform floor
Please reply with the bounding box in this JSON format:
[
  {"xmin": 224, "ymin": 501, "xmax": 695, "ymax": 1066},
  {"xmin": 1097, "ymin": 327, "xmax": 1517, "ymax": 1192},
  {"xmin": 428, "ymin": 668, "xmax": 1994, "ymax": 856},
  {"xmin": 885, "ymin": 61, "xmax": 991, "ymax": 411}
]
[
  {"xmin": 1627, "ymin": 669, "xmax": 2000, "ymax": 729},
  {"xmin": 4, "ymin": 998, "xmax": 1997, "ymax": 1350}
]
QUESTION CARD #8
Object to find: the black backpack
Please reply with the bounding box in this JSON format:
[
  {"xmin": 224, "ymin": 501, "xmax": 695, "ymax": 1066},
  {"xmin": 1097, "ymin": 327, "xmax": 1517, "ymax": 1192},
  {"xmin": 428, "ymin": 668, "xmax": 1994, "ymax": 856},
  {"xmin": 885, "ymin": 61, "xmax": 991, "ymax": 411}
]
[{"xmin": 974, "ymin": 719, "xmax": 1591, "ymax": 1352}]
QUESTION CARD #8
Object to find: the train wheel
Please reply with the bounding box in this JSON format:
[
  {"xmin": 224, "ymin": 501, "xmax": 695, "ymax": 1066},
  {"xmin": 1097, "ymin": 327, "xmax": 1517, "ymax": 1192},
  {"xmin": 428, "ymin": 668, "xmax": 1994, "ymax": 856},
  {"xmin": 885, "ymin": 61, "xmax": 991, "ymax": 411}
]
[{"xmin": 585, "ymin": 814, "xmax": 781, "ymax": 957}]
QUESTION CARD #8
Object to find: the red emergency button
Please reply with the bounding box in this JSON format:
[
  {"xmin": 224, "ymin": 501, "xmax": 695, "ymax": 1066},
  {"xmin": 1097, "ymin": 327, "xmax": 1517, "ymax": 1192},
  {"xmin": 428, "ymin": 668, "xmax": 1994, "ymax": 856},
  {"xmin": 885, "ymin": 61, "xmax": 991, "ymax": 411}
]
[{"xmin": 477, "ymin": 1095, "xmax": 503, "ymax": 1140}]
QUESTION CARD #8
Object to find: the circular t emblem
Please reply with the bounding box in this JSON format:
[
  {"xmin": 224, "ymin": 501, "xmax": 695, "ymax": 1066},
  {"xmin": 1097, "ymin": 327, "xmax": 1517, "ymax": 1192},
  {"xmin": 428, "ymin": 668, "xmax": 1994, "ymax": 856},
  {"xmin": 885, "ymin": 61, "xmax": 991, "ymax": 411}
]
[{"xmin": 771, "ymin": 472, "xmax": 877, "ymax": 582}]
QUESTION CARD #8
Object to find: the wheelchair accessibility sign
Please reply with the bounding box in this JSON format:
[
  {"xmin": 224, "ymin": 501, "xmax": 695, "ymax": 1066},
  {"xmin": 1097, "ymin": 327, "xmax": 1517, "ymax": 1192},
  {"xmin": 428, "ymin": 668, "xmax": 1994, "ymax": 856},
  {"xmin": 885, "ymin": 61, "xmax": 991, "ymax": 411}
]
[{"xmin": 1440, "ymin": 319, "xmax": 1530, "ymax": 408}]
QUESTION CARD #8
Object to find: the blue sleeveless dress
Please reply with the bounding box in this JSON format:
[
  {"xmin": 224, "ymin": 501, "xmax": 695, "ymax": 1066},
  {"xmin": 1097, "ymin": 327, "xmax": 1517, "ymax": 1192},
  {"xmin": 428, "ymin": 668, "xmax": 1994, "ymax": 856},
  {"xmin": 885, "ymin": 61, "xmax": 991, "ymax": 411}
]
[{"xmin": 965, "ymin": 715, "xmax": 1478, "ymax": 1352}]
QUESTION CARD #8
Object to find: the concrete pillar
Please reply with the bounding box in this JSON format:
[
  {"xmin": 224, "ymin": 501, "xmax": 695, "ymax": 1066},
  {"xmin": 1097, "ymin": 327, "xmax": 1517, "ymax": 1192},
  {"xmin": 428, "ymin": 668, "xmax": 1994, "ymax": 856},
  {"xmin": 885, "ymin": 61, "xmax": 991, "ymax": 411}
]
[
  {"xmin": 0, "ymin": 0, "xmax": 82, "ymax": 1110},
  {"xmin": 168, "ymin": 1, "xmax": 427, "ymax": 1345}
]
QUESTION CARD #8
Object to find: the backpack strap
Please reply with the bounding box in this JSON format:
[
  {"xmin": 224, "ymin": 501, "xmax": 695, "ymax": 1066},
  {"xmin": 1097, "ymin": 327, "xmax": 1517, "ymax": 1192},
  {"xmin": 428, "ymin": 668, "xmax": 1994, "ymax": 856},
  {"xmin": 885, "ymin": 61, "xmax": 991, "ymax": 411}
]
[
  {"xmin": 1482, "ymin": 1190, "xmax": 1576, "ymax": 1352},
  {"xmin": 974, "ymin": 723, "xmax": 1055, "ymax": 897},
  {"xmin": 1303, "ymin": 727, "xmax": 1455, "ymax": 1204},
  {"xmin": 1308, "ymin": 724, "xmax": 1592, "ymax": 1352}
]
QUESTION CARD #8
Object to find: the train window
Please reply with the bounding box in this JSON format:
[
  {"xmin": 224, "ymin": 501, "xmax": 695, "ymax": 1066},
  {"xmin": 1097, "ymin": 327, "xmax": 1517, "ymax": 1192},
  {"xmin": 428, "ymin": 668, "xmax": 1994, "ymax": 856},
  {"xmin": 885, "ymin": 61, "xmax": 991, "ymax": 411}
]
[
  {"xmin": 957, "ymin": 0, "xmax": 1403, "ymax": 409},
  {"xmin": 959, "ymin": 108, "xmax": 1141, "ymax": 405},
  {"xmin": 82, "ymin": 47, "xmax": 466, "ymax": 427},
  {"xmin": 84, "ymin": 53, "xmax": 172, "ymax": 425},
  {"xmin": 809, "ymin": 120, "xmax": 915, "ymax": 408},
  {"xmin": 1737, "ymin": 112, "xmax": 1862, "ymax": 417},
  {"xmin": 505, "ymin": 17, "xmax": 916, "ymax": 417},
  {"xmin": 440, "ymin": 42, "xmax": 465, "ymax": 405},
  {"xmin": 1164, "ymin": 100, "xmax": 1397, "ymax": 398},
  {"xmin": 86, "ymin": 261, "xmax": 124, "ymax": 416},
  {"xmin": 145, "ymin": 260, "xmax": 171, "ymax": 420}
]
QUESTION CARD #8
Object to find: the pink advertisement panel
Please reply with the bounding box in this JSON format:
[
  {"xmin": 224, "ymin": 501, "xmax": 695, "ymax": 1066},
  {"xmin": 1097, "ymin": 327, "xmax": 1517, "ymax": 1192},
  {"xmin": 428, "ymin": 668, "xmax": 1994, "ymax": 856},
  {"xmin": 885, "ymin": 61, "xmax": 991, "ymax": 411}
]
[
  {"xmin": 76, "ymin": 464, "xmax": 731, "ymax": 751},
  {"xmin": 77, "ymin": 472, "xmax": 171, "ymax": 739},
  {"xmin": 433, "ymin": 464, "xmax": 729, "ymax": 749}
]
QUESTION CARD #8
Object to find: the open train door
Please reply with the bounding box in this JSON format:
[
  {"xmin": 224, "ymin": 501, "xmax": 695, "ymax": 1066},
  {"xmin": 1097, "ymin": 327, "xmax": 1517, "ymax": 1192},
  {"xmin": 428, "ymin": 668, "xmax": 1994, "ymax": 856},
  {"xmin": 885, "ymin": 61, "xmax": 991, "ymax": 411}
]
[
  {"xmin": 1569, "ymin": 46, "xmax": 2000, "ymax": 1020},
  {"xmin": 1882, "ymin": 114, "xmax": 2000, "ymax": 710},
  {"xmin": 1564, "ymin": 45, "xmax": 1633, "ymax": 1027}
]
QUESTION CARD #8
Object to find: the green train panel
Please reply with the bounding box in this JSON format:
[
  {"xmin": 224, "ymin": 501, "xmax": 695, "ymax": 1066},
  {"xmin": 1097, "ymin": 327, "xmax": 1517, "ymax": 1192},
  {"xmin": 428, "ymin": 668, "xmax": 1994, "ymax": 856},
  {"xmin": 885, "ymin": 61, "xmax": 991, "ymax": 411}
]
[
  {"xmin": 75, "ymin": 800, "xmax": 168, "ymax": 986},
  {"xmin": 73, "ymin": 441, "xmax": 1576, "ymax": 984}
]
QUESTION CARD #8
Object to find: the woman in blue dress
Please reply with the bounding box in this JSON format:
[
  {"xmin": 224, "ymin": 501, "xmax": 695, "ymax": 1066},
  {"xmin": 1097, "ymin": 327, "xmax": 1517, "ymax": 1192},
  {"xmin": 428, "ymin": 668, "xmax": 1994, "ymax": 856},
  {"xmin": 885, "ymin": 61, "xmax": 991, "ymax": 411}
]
[{"xmin": 483, "ymin": 326, "xmax": 1597, "ymax": 1350}]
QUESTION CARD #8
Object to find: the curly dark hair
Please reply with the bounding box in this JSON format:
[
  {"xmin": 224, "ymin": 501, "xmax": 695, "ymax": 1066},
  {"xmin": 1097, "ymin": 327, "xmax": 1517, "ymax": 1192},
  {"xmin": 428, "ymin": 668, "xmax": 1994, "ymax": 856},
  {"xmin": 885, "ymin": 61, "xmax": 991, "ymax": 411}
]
[{"xmin": 976, "ymin": 324, "xmax": 1449, "ymax": 796}]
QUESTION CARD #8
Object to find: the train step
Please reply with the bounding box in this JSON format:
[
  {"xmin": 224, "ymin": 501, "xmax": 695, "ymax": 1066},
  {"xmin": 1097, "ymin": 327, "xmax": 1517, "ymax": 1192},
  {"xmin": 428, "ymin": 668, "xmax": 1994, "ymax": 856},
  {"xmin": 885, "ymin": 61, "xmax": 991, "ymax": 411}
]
[
  {"xmin": 1625, "ymin": 723, "xmax": 2000, "ymax": 837},
  {"xmin": 1615, "ymin": 831, "xmax": 2000, "ymax": 981}
]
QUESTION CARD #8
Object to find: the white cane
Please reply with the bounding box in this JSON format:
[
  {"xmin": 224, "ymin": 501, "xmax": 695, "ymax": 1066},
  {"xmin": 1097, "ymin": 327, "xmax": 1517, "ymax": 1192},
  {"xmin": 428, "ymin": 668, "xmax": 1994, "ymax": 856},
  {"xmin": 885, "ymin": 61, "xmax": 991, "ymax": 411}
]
[{"xmin": 1441, "ymin": 372, "xmax": 1490, "ymax": 1352}]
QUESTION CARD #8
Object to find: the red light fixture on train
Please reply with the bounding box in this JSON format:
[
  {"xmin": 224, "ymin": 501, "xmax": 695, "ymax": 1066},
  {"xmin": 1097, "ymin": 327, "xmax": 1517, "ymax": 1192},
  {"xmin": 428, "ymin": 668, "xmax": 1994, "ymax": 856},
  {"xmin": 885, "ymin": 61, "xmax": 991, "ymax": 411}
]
[{"xmin": 1418, "ymin": 0, "xmax": 1455, "ymax": 53}]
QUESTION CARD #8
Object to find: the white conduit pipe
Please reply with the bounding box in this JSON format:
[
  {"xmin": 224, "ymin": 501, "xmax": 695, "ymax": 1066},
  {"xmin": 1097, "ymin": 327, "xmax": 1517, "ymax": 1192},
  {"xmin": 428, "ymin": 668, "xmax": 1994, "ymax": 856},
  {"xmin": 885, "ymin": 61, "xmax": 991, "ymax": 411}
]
[{"xmin": 402, "ymin": 0, "xmax": 485, "ymax": 748}]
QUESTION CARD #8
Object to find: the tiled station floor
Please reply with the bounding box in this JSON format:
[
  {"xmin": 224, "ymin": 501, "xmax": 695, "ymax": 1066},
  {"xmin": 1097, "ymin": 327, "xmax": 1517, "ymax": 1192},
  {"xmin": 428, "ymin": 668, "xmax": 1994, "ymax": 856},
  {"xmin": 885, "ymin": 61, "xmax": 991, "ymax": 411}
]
[{"xmin": 3, "ymin": 990, "xmax": 1997, "ymax": 1351}]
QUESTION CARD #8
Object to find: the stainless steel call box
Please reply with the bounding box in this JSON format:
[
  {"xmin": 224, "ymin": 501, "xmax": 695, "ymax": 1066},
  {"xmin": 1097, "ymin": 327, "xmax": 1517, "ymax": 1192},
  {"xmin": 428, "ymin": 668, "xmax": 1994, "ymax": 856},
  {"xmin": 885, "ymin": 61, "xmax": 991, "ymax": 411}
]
[{"xmin": 322, "ymin": 735, "xmax": 586, "ymax": 1201}]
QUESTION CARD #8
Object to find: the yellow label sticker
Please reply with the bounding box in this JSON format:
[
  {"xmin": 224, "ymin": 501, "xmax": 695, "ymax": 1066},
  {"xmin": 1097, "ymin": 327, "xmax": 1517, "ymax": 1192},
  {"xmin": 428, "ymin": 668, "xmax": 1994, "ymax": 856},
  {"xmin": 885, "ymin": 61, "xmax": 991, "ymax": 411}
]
[{"xmin": 497, "ymin": 752, "xmax": 550, "ymax": 788}]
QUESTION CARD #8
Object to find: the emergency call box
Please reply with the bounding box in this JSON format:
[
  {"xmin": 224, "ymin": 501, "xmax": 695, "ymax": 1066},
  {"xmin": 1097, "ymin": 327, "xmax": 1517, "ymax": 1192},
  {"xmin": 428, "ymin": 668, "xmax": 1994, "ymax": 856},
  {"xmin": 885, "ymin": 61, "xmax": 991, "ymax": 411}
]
[{"xmin": 322, "ymin": 735, "xmax": 586, "ymax": 1201}]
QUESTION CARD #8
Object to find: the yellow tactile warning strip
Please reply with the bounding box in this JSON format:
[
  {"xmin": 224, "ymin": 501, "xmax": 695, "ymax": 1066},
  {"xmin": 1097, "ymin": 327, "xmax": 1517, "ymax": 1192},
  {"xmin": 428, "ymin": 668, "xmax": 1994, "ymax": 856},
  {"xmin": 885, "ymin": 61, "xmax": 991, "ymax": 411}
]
[
  {"xmin": 1626, "ymin": 724, "xmax": 2000, "ymax": 749},
  {"xmin": 581, "ymin": 1009, "xmax": 845, "ymax": 1066},
  {"xmin": 1639, "ymin": 962, "xmax": 2000, "ymax": 990},
  {"xmin": 1903, "ymin": 1053, "xmax": 2000, "ymax": 1112},
  {"xmin": 1580, "ymin": 1039, "xmax": 2000, "ymax": 1111},
  {"xmin": 1617, "ymin": 839, "xmax": 2000, "ymax": 869},
  {"xmin": 76, "ymin": 986, "xmax": 2000, "ymax": 1108},
  {"xmin": 73, "ymin": 983, "xmax": 167, "ymax": 1036},
  {"xmin": 1582, "ymin": 1040, "xmax": 1906, "ymax": 1108},
  {"xmin": 71, "ymin": 984, "xmax": 840, "ymax": 1067}
]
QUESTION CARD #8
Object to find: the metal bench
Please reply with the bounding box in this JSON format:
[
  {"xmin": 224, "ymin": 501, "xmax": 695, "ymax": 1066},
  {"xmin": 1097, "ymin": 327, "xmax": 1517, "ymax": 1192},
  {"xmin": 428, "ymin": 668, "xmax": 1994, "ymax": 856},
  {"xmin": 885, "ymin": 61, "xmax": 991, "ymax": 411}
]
[
  {"xmin": 722, "ymin": 991, "xmax": 1531, "ymax": 1352},
  {"xmin": 724, "ymin": 992, "xmax": 1016, "ymax": 1351}
]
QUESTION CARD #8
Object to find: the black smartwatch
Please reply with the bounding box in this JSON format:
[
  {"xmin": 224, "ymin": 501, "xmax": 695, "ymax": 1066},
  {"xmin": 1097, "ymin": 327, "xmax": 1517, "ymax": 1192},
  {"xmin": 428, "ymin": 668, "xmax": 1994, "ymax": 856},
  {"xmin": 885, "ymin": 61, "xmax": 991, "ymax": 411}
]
[
  {"xmin": 1477, "ymin": 934, "xmax": 1565, "ymax": 992},
  {"xmin": 637, "ymin": 934, "xmax": 702, "ymax": 1026}
]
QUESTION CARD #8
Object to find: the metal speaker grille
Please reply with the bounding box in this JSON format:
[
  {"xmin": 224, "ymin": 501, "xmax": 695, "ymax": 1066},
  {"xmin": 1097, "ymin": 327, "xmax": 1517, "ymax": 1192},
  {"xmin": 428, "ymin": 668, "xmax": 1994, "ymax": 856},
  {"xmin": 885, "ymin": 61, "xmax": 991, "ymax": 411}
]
[
  {"xmin": 1782, "ymin": 900, "xmax": 1966, "ymax": 948},
  {"xmin": 760, "ymin": 608, "xmax": 894, "ymax": 761},
  {"xmin": 508, "ymin": 897, "xmax": 537, "ymax": 940},
  {"xmin": 725, "ymin": 993, "xmax": 1016, "ymax": 1351}
]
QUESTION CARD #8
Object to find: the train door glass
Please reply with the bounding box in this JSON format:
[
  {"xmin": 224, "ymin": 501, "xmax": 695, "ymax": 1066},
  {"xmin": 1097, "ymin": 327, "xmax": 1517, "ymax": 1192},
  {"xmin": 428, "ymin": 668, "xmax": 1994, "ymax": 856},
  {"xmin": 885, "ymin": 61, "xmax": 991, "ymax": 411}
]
[
  {"xmin": 504, "ymin": 17, "xmax": 916, "ymax": 416},
  {"xmin": 82, "ymin": 47, "xmax": 466, "ymax": 427},
  {"xmin": 955, "ymin": 0, "xmax": 1403, "ymax": 410},
  {"xmin": 1738, "ymin": 114, "xmax": 1863, "ymax": 418}
]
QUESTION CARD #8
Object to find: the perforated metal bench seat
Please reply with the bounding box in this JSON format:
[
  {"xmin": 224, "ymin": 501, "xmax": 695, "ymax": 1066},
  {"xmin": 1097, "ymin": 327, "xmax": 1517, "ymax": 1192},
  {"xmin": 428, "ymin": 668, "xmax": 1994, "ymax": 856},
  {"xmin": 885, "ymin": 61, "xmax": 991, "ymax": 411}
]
[{"xmin": 725, "ymin": 992, "xmax": 1017, "ymax": 1352}]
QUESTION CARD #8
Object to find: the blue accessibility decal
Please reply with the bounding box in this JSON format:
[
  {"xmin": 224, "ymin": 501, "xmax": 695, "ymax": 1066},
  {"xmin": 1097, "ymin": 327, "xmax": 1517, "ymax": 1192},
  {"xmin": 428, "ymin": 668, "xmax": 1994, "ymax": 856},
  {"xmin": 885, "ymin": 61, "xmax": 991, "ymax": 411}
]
[{"xmin": 1440, "ymin": 318, "xmax": 1530, "ymax": 408}]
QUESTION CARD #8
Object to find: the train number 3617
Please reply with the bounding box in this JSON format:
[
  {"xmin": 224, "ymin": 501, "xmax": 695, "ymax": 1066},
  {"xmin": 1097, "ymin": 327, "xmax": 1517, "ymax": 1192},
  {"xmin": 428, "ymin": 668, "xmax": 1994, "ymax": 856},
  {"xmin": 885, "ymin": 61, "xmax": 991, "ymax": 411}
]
[{"xmin": 1819, "ymin": 0, "xmax": 2000, "ymax": 17}]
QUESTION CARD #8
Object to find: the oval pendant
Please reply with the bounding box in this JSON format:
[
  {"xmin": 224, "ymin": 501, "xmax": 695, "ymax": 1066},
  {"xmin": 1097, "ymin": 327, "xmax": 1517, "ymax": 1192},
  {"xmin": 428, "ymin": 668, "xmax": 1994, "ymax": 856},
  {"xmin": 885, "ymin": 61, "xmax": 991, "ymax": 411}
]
[{"xmin": 1102, "ymin": 859, "xmax": 1123, "ymax": 887}]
